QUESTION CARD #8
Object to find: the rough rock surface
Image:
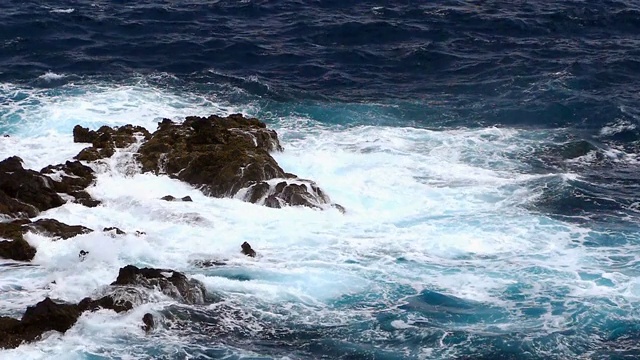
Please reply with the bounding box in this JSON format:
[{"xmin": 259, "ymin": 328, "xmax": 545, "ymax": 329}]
[
  {"xmin": 27, "ymin": 219, "xmax": 93, "ymax": 240},
  {"xmin": 241, "ymin": 241, "xmax": 256, "ymax": 257},
  {"xmin": 136, "ymin": 114, "xmax": 335, "ymax": 209},
  {"xmin": 73, "ymin": 124, "xmax": 151, "ymax": 161},
  {"xmin": 0, "ymin": 219, "xmax": 93, "ymax": 261},
  {"xmin": 40, "ymin": 161, "xmax": 101, "ymax": 207},
  {"xmin": 0, "ymin": 296, "xmax": 132, "ymax": 349},
  {"xmin": 161, "ymin": 195, "xmax": 193, "ymax": 202},
  {"xmin": 112, "ymin": 265, "xmax": 207, "ymax": 304},
  {"xmin": 0, "ymin": 157, "xmax": 65, "ymax": 218}
]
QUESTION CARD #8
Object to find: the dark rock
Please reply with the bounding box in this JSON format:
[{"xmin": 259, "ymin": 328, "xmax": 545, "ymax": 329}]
[
  {"xmin": 69, "ymin": 191, "xmax": 101, "ymax": 207},
  {"xmin": 0, "ymin": 157, "xmax": 65, "ymax": 217},
  {"xmin": 332, "ymin": 203, "xmax": 346, "ymax": 214},
  {"xmin": 40, "ymin": 161, "xmax": 95, "ymax": 194},
  {"xmin": 0, "ymin": 221, "xmax": 36, "ymax": 261},
  {"xmin": 2, "ymin": 134, "xmax": 9, "ymax": 138},
  {"xmin": 103, "ymin": 227, "xmax": 125, "ymax": 235},
  {"xmin": 136, "ymin": 114, "xmax": 333, "ymax": 209},
  {"xmin": 264, "ymin": 195, "xmax": 281, "ymax": 208},
  {"xmin": 78, "ymin": 296, "xmax": 133, "ymax": 314},
  {"xmin": 135, "ymin": 231, "xmax": 146, "ymax": 236},
  {"xmin": 0, "ymin": 190, "xmax": 38, "ymax": 218},
  {"xmin": 78, "ymin": 250, "xmax": 89, "ymax": 261},
  {"xmin": 241, "ymin": 241, "xmax": 256, "ymax": 257},
  {"xmin": 73, "ymin": 124, "xmax": 151, "ymax": 161},
  {"xmin": 142, "ymin": 313, "xmax": 154, "ymax": 333},
  {"xmin": 112, "ymin": 265, "xmax": 206, "ymax": 304},
  {"xmin": 27, "ymin": 219, "xmax": 93, "ymax": 240},
  {"xmin": 0, "ymin": 297, "xmax": 83, "ymax": 349},
  {"xmin": 161, "ymin": 195, "xmax": 193, "ymax": 202}
]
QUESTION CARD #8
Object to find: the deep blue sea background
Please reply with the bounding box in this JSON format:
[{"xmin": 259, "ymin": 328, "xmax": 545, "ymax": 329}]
[{"xmin": 1, "ymin": 1, "xmax": 640, "ymax": 359}]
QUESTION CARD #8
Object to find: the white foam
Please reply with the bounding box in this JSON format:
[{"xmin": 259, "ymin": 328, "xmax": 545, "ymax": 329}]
[
  {"xmin": 1, "ymin": 80, "xmax": 637, "ymax": 358},
  {"xmin": 38, "ymin": 72, "xmax": 67, "ymax": 81},
  {"xmin": 50, "ymin": 8, "xmax": 75, "ymax": 14}
]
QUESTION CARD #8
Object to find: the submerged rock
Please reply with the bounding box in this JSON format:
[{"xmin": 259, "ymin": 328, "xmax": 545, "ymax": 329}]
[
  {"xmin": 103, "ymin": 227, "xmax": 126, "ymax": 235},
  {"xmin": 241, "ymin": 241, "xmax": 256, "ymax": 257},
  {"xmin": 0, "ymin": 157, "xmax": 65, "ymax": 218},
  {"xmin": 161, "ymin": 195, "xmax": 193, "ymax": 202},
  {"xmin": 136, "ymin": 114, "xmax": 336, "ymax": 209},
  {"xmin": 112, "ymin": 265, "xmax": 207, "ymax": 304},
  {"xmin": 142, "ymin": 313, "xmax": 154, "ymax": 333}
]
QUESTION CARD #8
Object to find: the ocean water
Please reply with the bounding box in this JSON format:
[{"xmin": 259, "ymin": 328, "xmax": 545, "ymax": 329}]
[{"xmin": 1, "ymin": 1, "xmax": 640, "ymax": 359}]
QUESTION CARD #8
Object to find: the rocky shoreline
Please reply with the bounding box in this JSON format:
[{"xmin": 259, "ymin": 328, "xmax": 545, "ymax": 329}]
[{"xmin": 0, "ymin": 114, "xmax": 340, "ymax": 349}]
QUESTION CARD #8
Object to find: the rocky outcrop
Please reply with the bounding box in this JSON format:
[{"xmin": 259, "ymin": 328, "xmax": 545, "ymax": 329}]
[
  {"xmin": 136, "ymin": 114, "xmax": 335, "ymax": 209},
  {"xmin": 40, "ymin": 161, "xmax": 101, "ymax": 207},
  {"xmin": 73, "ymin": 124, "xmax": 151, "ymax": 161},
  {"xmin": 112, "ymin": 265, "xmax": 206, "ymax": 305},
  {"xmin": 27, "ymin": 219, "xmax": 93, "ymax": 240},
  {"xmin": 0, "ymin": 295, "xmax": 133, "ymax": 349},
  {"xmin": 0, "ymin": 219, "xmax": 93, "ymax": 261},
  {"xmin": 0, "ymin": 157, "xmax": 65, "ymax": 218}
]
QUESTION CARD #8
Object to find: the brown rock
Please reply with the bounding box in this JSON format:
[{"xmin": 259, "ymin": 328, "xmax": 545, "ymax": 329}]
[{"xmin": 241, "ymin": 241, "xmax": 256, "ymax": 257}]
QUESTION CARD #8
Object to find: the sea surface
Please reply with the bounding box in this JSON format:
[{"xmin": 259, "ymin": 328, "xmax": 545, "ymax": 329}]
[{"xmin": 1, "ymin": 1, "xmax": 640, "ymax": 359}]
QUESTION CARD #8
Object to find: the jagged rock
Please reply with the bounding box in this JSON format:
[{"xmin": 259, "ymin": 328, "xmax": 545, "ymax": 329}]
[
  {"xmin": 0, "ymin": 157, "xmax": 65, "ymax": 217},
  {"xmin": 69, "ymin": 191, "xmax": 101, "ymax": 207},
  {"xmin": 72, "ymin": 124, "xmax": 151, "ymax": 161},
  {"xmin": 78, "ymin": 250, "xmax": 89, "ymax": 261},
  {"xmin": 0, "ymin": 221, "xmax": 36, "ymax": 261},
  {"xmin": 103, "ymin": 227, "xmax": 125, "ymax": 235},
  {"xmin": 27, "ymin": 219, "xmax": 93, "ymax": 240},
  {"xmin": 136, "ymin": 114, "xmax": 335, "ymax": 209},
  {"xmin": 112, "ymin": 265, "xmax": 206, "ymax": 304},
  {"xmin": 241, "ymin": 241, "xmax": 256, "ymax": 257},
  {"xmin": 0, "ymin": 295, "xmax": 135, "ymax": 349},
  {"xmin": 142, "ymin": 313, "xmax": 154, "ymax": 333}
]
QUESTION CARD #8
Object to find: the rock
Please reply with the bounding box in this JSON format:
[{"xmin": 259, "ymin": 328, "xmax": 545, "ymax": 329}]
[
  {"xmin": 69, "ymin": 191, "xmax": 101, "ymax": 207},
  {"xmin": 161, "ymin": 195, "xmax": 193, "ymax": 202},
  {"xmin": 0, "ymin": 297, "xmax": 83, "ymax": 349},
  {"xmin": 78, "ymin": 250, "xmax": 89, "ymax": 261},
  {"xmin": 0, "ymin": 157, "xmax": 65, "ymax": 217},
  {"xmin": 191, "ymin": 259, "xmax": 227, "ymax": 268},
  {"xmin": 135, "ymin": 231, "xmax": 146, "ymax": 236},
  {"xmin": 0, "ymin": 221, "xmax": 36, "ymax": 261},
  {"xmin": 0, "ymin": 295, "xmax": 135, "ymax": 349},
  {"xmin": 26, "ymin": 219, "xmax": 93, "ymax": 240},
  {"xmin": 40, "ymin": 161, "xmax": 95, "ymax": 193},
  {"xmin": 103, "ymin": 227, "xmax": 125, "ymax": 235},
  {"xmin": 136, "ymin": 114, "xmax": 334, "ymax": 209},
  {"xmin": 112, "ymin": 265, "xmax": 206, "ymax": 304},
  {"xmin": 73, "ymin": 124, "xmax": 151, "ymax": 161},
  {"xmin": 78, "ymin": 295, "xmax": 133, "ymax": 314},
  {"xmin": 2, "ymin": 134, "xmax": 9, "ymax": 138},
  {"xmin": 241, "ymin": 241, "xmax": 256, "ymax": 257},
  {"xmin": 0, "ymin": 191, "xmax": 38, "ymax": 218},
  {"xmin": 142, "ymin": 313, "xmax": 154, "ymax": 333}
]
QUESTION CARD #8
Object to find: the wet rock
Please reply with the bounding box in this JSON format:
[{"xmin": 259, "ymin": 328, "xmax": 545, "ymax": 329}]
[
  {"xmin": 142, "ymin": 313, "xmax": 154, "ymax": 333},
  {"xmin": 136, "ymin": 114, "xmax": 334, "ymax": 209},
  {"xmin": 78, "ymin": 295, "xmax": 133, "ymax": 314},
  {"xmin": 191, "ymin": 259, "xmax": 227, "ymax": 268},
  {"xmin": 0, "ymin": 221, "xmax": 36, "ymax": 261},
  {"xmin": 112, "ymin": 265, "xmax": 207, "ymax": 304},
  {"xmin": 27, "ymin": 219, "xmax": 93, "ymax": 240},
  {"xmin": 69, "ymin": 191, "xmax": 101, "ymax": 207},
  {"xmin": 0, "ymin": 157, "xmax": 65, "ymax": 217},
  {"xmin": 0, "ymin": 297, "xmax": 83, "ymax": 349},
  {"xmin": 135, "ymin": 231, "xmax": 146, "ymax": 236},
  {"xmin": 73, "ymin": 124, "xmax": 151, "ymax": 161},
  {"xmin": 103, "ymin": 227, "xmax": 126, "ymax": 235},
  {"xmin": 161, "ymin": 195, "xmax": 193, "ymax": 202},
  {"xmin": 241, "ymin": 241, "xmax": 256, "ymax": 257},
  {"xmin": 78, "ymin": 250, "xmax": 89, "ymax": 261}
]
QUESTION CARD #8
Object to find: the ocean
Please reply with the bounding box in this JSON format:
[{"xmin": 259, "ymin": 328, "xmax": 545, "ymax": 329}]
[{"xmin": 1, "ymin": 1, "xmax": 640, "ymax": 359}]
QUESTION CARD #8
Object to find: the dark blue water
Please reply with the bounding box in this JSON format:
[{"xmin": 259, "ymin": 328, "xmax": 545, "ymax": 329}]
[{"xmin": 1, "ymin": 1, "xmax": 640, "ymax": 359}]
